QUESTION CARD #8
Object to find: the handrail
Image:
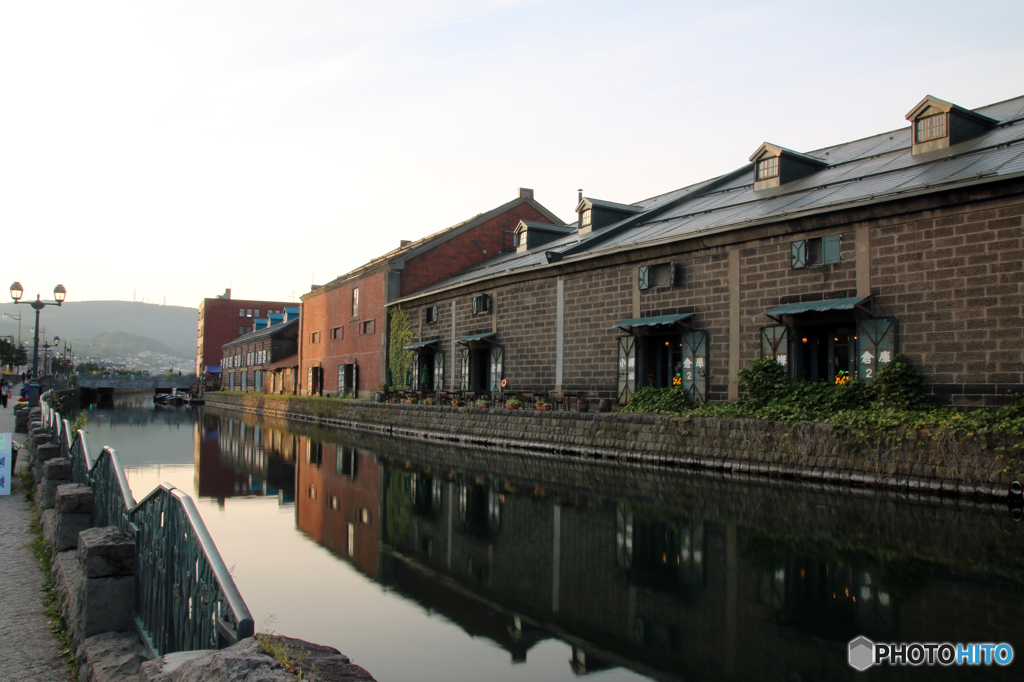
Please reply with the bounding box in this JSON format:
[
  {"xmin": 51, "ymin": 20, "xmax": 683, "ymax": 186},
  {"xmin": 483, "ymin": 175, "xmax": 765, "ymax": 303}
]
[{"xmin": 40, "ymin": 397, "xmax": 254, "ymax": 654}]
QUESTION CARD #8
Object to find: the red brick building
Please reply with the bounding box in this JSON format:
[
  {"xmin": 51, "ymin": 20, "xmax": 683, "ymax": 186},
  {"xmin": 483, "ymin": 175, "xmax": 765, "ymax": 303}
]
[
  {"xmin": 196, "ymin": 288, "xmax": 292, "ymax": 375},
  {"xmin": 300, "ymin": 189, "xmax": 563, "ymax": 398}
]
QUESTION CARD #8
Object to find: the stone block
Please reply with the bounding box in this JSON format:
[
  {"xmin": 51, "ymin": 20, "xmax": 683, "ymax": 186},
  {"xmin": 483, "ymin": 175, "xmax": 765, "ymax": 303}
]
[
  {"xmin": 35, "ymin": 457, "xmax": 74, "ymax": 509},
  {"xmin": 56, "ymin": 483, "xmax": 94, "ymax": 514},
  {"xmin": 77, "ymin": 631, "xmax": 151, "ymax": 682},
  {"xmin": 33, "ymin": 443, "xmax": 62, "ymax": 483},
  {"xmin": 78, "ymin": 527, "xmax": 135, "ymax": 578},
  {"xmin": 49, "ymin": 511, "xmax": 94, "ymax": 552}
]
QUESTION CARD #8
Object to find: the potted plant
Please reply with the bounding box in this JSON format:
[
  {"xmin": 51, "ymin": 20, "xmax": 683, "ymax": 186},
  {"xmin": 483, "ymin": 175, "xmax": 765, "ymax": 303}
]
[
  {"xmin": 536, "ymin": 397, "xmax": 550, "ymax": 411},
  {"xmin": 452, "ymin": 398, "xmax": 465, "ymax": 407},
  {"xmin": 406, "ymin": 397, "xmax": 417, "ymax": 405},
  {"xmin": 424, "ymin": 396, "xmax": 436, "ymax": 406},
  {"xmin": 505, "ymin": 396, "xmax": 522, "ymax": 410},
  {"xmin": 476, "ymin": 398, "xmax": 491, "ymax": 409}
]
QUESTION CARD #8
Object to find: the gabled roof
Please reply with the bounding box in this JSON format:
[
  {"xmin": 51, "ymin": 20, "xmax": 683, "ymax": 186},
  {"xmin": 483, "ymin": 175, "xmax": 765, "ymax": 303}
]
[
  {"xmin": 514, "ymin": 220, "xmax": 575, "ymax": 235},
  {"xmin": 223, "ymin": 318, "xmax": 298, "ymax": 349},
  {"xmin": 749, "ymin": 142, "xmax": 829, "ymax": 167},
  {"xmin": 305, "ymin": 192, "xmax": 565, "ymax": 299},
  {"xmin": 575, "ymin": 197, "xmax": 645, "ymax": 214},
  {"xmin": 392, "ymin": 94, "xmax": 1024, "ymax": 304},
  {"xmin": 905, "ymin": 95, "xmax": 999, "ymax": 126}
]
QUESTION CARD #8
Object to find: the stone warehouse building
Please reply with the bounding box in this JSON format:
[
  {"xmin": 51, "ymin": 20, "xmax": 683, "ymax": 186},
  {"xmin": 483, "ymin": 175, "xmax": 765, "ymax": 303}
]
[
  {"xmin": 299, "ymin": 189, "xmax": 564, "ymax": 398},
  {"xmin": 391, "ymin": 94, "xmax": 1024, "ymax": 408},
  {"xmin": 222, "ymin": 309, "xmax": 300, "ymax": 393}
]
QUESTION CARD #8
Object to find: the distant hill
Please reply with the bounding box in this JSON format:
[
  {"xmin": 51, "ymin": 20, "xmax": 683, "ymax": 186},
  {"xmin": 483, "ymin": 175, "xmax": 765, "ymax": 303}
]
[
  {"xmin": 70, "ymin": 331, "xmax": 181, "ymax": 359},
  {"xmin": 0, "ymin": 300, "xmax": 197, "ymax": 359}
]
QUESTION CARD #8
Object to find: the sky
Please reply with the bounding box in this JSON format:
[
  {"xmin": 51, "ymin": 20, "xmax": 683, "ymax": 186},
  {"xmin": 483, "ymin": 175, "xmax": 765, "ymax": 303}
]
[{"xmin": 1, "ymin": 0, "xmax": 1022, "ymax": 312}]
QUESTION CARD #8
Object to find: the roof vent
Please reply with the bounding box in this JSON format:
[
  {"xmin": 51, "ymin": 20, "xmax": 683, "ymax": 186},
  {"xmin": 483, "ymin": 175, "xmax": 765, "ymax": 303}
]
[
  {"xmin": 575, "ymin": 197, "xmax": 643, "ymax": 235},
  {"xmin": 905, "ymin": 95, "xmax": 997, "ymax": 156},
  {"xmin": 518, "ymin": 187, "xmax": 534, "ymax": 200},
  {"xmin": 749, "ymin": 143, "xmax": 828, "ymax": 191}
]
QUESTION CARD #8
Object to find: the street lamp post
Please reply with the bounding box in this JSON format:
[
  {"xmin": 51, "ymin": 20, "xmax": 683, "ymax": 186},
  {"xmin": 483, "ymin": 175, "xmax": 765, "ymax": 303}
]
[
  {"xmin": 10, "ymin": 282, "xmax": 66, "ymax": 379},
  {"xmin": 42, "ymin": 335, "xmax": 60, "ymax": 376},
  {"xmin": 1, "ymin": 311, "xmax": 22, "ymax": 345}
]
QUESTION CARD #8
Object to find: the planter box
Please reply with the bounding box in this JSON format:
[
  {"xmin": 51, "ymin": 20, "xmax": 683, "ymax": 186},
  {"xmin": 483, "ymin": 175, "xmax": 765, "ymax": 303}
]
[{"xmin": 536, "ymin": 405, "xmax": 550, "ymax": 411}]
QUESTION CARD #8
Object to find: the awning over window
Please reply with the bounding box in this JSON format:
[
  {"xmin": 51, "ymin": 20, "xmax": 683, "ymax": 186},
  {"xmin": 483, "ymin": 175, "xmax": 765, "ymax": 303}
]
[
  {"xmin": 265, "ymin": 354, "xmax": 298, "ymax": 370},
  {"xmin": 455, "ymin": 332, "xmax": 496, "ymax": 345},
  {"xmin": 761, "ymin": 295, "xmax": 871, "ymax": 318},
  {"xmin": 404, "ymin": 339, "xmax": 440, "ymax": 350},
  {"xmin": 612, "ymin": 313, "xmax": 693, "ymax": 330},
  {"xmin": 204, "ymin": 365, "xmax": 221, "ymax": 374}
]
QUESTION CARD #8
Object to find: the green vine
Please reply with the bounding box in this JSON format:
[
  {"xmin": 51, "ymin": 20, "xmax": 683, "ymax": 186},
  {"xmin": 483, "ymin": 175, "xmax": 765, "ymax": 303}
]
[{"xmin": 388, "ymin": 306, "xmax": 414, "ymax": 390}]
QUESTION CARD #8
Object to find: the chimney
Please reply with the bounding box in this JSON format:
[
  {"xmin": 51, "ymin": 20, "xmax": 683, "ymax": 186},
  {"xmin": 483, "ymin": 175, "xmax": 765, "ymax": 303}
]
[
  {"xmin": 400, "ymin": 240, "xmax": 412, "ymax": 247},
  {"xmin": 518, "ymin": 187, "xmax": 534, "ymax": 200},
  {"xmin": 224, "ymin": 288, "xmax": 231, "ymax": 299},
  {"xmin": 578, "ymin": 189, "xmax": 583, "ymax": 203}
]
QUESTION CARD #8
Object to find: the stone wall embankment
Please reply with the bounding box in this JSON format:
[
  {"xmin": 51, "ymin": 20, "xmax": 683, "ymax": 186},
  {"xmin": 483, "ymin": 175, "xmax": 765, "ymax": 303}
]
[{"xmin": 205, "ymin": 393, "xmax": 1023, "ymax": 499}]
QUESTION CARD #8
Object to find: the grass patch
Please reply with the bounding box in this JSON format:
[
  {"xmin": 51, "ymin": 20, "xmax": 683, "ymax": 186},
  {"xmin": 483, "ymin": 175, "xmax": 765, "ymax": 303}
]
[{"xmin": 255, "ymin": 630, "xmax": 317, "ymax": 680}]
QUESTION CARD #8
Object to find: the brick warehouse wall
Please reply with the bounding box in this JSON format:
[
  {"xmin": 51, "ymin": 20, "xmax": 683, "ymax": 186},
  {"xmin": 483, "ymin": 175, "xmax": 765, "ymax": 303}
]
[
  {"xmin": 395, "ymin": 178, "xmax": 1024, "ymax": 408},
  {"xmin": 300, "ymin": 268, "xmax": 387, "ymax": 399},
  {"xmin": 222, "ymin": 324, "xmax": 298, "ymax": 392},
  {"xmin": 205, "ymin": 393, "xmax": 1020, "ymax": 496},
  {"xmin": 197, "ymin": 296, "xmax": 291, "ymax": 374}
]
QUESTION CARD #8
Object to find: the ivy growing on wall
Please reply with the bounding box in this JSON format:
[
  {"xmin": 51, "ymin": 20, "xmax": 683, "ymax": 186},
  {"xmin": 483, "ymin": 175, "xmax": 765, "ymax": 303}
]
[{"xmin": 388, "ymin": 305, "xmax": 415, "ymax": 390}]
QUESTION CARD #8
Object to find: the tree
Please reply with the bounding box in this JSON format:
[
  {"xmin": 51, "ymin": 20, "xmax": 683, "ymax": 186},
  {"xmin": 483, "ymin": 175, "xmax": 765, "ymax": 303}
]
[{"xmin": 0, "ymin": 339, "xmax": 28, "ymax": 367}]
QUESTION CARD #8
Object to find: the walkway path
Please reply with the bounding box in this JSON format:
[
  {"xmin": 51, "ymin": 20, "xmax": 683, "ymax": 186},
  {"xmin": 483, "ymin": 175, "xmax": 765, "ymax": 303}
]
[{"xmin": 0, "ymin": 398, "xmax": 71, "ymax": 681}]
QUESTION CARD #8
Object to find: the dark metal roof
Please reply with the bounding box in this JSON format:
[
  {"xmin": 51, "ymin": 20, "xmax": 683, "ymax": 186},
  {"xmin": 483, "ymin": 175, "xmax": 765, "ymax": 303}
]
[
  {"xmin": 392, "ymin": 95, "xmax": 1024, "ymax": 303},
  {"xmin": 612, "ymin": 313, "xmax": 693, "ymax": 330},
  {"xmin": 404, "ymin": 339, "xmax": 441, "ymax": 350},
  {"xmin": 586, "ymin": 197, "xmax": 644, "ymax": 213},
  {"xmin": 455, "ymin": 332, "xmax": 496, "ymax": 344},
  {"xmin": 222, "ymin": 318, "xmax": 298, "ymax": 349},
  {"xmin": 761, "ymin": 295, "xmax": 871, "ymax": 317}
]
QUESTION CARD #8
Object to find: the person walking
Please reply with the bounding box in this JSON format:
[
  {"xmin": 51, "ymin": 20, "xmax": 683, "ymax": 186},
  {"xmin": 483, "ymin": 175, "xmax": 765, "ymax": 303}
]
[{"xmin": 0, "ymin": 379, "xmax": 8, "ymax": 408}]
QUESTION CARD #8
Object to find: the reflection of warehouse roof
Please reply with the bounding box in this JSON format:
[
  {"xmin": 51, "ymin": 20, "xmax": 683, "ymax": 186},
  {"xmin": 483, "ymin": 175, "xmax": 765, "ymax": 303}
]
[
  {"xmin": 395, "ymin": 95, "xmax": 1024, "ymax": 302},
  {"xmin": 223, "ymin": 318, "xmax": 298, "ymax": 349}
]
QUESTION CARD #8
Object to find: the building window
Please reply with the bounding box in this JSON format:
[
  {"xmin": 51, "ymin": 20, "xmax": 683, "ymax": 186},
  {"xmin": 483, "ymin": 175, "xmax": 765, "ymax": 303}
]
[
  {"xmin": 757, "ymin": 157, "xmax": 779, "ymax": 180},
  {"xmin": 239, "ymin": 309, "xmax": 245, "ymax": 317},
  {"xmin": 360, "ymin": 320, "xmax": 375, "ymax": 335},
  {"xmin": 238, "ymin": 326, "xmax": 245, "ymax": 336},
  {"xmin": 254, "ymin": 309, "xmax": 259, "ymax": 318},
  {"xmin": 581, "ymin": 209, "xmax": 592, "ymax": 227},
  {"xmin": 247, "ymin": 309, "xmax": 253, "ymax": 317},
  {"xmin": 638, "ymin": 262, "xmax": 677, "ymax": 290},
  {"xmin": 331, "ymin": 327, "xmax": 343, "ymax": 340},
  {"xmin": 310, "ymin": 331, "xmax": 321, "ymax": 343},
  {"xmin": 792, "ymin": 235, "xmax": 841, "ymax": 269},
  {"xmin": 472, "ymin": 294, "xmax": 491, "ymax": 315},
  {"xmin": 352, "ymin": 288, "xmax": 359, "ymax": 317},
  {"xmin": 424, "ymin": 306, "xmax": 438, "ymax": 324},
  {"xmin": 915, "ymin": 113, "xmax": 947, "ymax": 143}
]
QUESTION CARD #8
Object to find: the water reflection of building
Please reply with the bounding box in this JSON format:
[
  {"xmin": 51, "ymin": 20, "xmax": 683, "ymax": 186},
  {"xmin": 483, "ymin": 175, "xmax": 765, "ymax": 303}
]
[
  {"xmin": 203, "ymin": 418, "xmax": 1024, "ymax": 682},
  {"xmin": 193, "ymin": 413, "xmax": 296, "ymax": 505},
  {"xmin": 294, "ymin": 440, "xmax": 381, "ymax": 580}
]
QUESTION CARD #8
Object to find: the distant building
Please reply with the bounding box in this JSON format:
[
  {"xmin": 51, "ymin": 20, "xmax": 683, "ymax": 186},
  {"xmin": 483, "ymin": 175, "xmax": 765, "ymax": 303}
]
[
  {"xmin": 299, "ymin": 188, "xmax": 564, "ymax": 398},
  {"xmin": 221, "ymin": 308, "xmax": 300, "ymax": 393},
  {"xmin": 196, "ymin": 288, "xmax": 292, "ymax": 375}
]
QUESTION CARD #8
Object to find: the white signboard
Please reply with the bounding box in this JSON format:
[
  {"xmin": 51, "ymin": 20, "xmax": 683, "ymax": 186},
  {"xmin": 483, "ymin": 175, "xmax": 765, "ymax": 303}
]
[{"xmin": 0, "ymin": 433, "xmax": 11, "ymax": 496}]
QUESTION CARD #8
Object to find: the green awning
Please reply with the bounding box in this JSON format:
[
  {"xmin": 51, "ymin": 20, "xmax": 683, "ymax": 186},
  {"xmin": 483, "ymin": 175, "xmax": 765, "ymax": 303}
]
[
  {"xmin": 404, "ymin": 339, "xmax": 440, "ymax": 350},
  {"xmin": 612, "ymin": 313, "xmax": 693, "ymax": 330},
  {"xmin": 455, "ymin": 332, "xmax": 496, "ymax": 345},
  {"xmin": 761, "ymin": 295, "xmax": 871, "ymax": 317}
]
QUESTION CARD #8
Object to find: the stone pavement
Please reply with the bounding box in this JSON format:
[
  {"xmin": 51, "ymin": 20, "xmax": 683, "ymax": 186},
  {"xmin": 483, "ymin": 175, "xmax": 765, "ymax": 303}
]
[{"xmin": 0, "ymin": 399, "xmax": 72, "ymax": 681}]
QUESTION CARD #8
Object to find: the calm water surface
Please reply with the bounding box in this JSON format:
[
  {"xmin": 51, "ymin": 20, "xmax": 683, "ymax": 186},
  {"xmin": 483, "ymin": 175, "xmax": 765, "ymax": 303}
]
[{"xmin": 82, "ymin": 394, "xmax": 1024, "ymax": 681}]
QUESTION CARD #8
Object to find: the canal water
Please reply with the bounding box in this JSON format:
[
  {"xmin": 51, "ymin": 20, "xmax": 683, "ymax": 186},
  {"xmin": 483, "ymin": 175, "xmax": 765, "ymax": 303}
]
[{"xmin": 82, "ymin": 394, "xmax": 1024, "ymax": 681}]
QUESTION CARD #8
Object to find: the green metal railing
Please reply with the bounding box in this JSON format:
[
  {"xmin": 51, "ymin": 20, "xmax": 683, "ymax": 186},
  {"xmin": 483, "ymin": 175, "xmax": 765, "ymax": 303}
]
[{"xmin": 42, "ymin": 401, "xmax": 254, "ymax": 655}]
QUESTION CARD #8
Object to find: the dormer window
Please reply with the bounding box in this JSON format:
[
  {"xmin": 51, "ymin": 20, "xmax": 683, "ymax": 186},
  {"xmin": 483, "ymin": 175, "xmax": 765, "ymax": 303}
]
[
  {"xmin": 515, "ymin": 220, "xmax": 575, "ymax": 253},
  {"xmin": 756, "ymin": 157, "xmax": 779, "ymax": 181},
  {"xmin": 915, "ymin": 113, "xmax": 947, "ymax": 143},
  {"xmin": 575, "ymin": 197, "xmax": 643, "ymax": 235},
  {"xmin": 905, "ymin": 95, "xmax": 997, "ymax": 156},
  {"xmin": 749, "ymin": 143, "xmax": 828, "ymax": 192}
]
